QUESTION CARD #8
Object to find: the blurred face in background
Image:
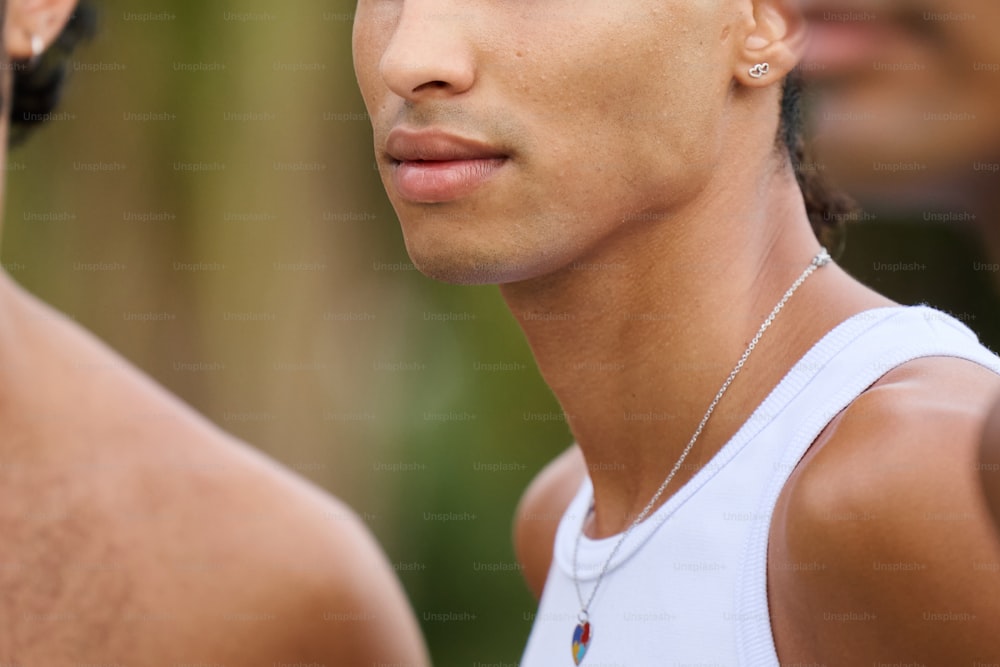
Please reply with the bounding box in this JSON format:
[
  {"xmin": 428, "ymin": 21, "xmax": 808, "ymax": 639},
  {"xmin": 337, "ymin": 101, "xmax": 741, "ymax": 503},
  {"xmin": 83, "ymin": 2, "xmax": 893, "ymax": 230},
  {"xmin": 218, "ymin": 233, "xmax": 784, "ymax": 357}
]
[{"xmin": 800, "ymin": 0, "xmax": 1000, "ymax": 204}]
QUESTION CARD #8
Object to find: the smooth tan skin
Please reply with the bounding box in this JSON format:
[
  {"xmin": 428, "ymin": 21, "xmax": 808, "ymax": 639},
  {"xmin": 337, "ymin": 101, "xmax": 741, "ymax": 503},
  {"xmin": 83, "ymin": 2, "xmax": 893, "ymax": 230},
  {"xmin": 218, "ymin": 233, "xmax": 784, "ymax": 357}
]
[
  {"xmin": 355, "ymin": 0, "xmax": 1000, "ymax": 663},
  {"xmin": 982, "ymin": 405, "xmax": 1000, "ymax": 531},
  {"xmin": 0, "ymin": 3, "xmax": 429, "ymax": 666},
  {"xmin": 799, "ymin": 0, "xmax": 1000, "ymax": 540}
]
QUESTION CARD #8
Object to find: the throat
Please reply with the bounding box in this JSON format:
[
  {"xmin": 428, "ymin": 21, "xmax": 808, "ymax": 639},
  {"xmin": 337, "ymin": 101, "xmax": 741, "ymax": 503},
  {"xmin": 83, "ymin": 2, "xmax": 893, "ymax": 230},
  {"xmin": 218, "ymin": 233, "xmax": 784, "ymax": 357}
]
[{"xmin": 524, "ymin": 250, "xmax": 836, "ymax": 541}]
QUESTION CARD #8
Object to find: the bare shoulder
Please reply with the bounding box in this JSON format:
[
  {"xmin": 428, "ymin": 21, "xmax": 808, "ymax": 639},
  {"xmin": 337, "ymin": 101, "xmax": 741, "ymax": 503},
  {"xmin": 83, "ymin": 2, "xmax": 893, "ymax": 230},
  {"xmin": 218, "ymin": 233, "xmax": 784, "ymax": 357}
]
[
  {"xmin": 770, "ymin": 357, "xmax": 1000, "ymax": 665},
  {"xmin": 180, "ymin": 439, "xmax": 431, "ymax": 666},
  {"xmin": 2, "ymin": 430, "xmax": 429, "ymax": 666},
  {"xmin": 979, "ymin": 391, "xmax": 1000, "ymax": 525},
  {"xmin": 0, "ymin": 288, "xmax": 428, "ymax": 665},
  {"xmin": 513, "ymin": 444, "xmax": 587, "ymax": 600},
  {"xmin": 112, "ymin": 414, "xmax": 431, "ymax": 666},
  {"xmin": 0, "ymin": 370, "xmax": 427, "ymax": 662}
]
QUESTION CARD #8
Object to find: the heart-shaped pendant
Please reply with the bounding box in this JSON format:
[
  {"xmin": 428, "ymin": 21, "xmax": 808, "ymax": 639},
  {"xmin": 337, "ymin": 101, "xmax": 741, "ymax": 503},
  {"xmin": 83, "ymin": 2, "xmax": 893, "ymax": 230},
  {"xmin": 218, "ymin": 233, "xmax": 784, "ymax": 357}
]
[{"xmin": 571, "ymin": 620, "xmax": 592, "ymax": 665}]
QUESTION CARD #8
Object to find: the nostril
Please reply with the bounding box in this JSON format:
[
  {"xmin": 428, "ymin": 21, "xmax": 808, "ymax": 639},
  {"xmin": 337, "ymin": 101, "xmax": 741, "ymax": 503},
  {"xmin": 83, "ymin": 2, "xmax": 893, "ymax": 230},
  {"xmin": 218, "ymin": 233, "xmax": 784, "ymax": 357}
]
[
  {"xmin": 414, "ymin": 80, "xmax": 451, "ymax": 93},
  {"xmin": 380, "ymin": 43, "xmax": 476, "ymax": 100}
]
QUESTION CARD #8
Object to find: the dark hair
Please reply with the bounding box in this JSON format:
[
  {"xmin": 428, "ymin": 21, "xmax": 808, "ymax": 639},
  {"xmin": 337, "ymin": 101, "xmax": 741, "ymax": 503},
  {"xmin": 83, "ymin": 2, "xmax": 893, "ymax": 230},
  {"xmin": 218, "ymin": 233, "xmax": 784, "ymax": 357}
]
[
  {"xmin": 778, "ymin": 69, "xmax": 852, "ymax": 247},
  {"xmin": 9, "ymin": 1, "xmax": 97, "ymax": 145}
]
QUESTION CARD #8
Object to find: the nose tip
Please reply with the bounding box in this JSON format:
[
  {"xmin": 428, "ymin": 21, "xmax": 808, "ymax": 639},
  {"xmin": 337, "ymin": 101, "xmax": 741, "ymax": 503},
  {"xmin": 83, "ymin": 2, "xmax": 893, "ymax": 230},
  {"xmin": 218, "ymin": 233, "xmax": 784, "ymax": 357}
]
[{"xmin": 378, "ymin": 12, "xmax": 476, "ymax": 101}]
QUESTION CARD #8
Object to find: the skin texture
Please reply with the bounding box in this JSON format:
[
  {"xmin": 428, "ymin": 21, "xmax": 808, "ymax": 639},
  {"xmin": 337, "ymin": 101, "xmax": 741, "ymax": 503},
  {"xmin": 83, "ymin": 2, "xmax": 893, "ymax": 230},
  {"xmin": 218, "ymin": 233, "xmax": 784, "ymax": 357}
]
[
  {"xmin": 355, "ymin": 0, "xmax": 787, "ymax": 285},
  {"xmin": 355, "ymin": 0, "xmax": 1000, "ymax": 663},
  {"xmin": 799, "ymin": 0, "xmax": 1000, "ymax": 542},
  {"xmin": 0, "ymin": 2, "xmax": 430, "ymax": 665},
  {"xmin": 983, "ymin": 404, "xmax": 1000, "ymax": 531}
]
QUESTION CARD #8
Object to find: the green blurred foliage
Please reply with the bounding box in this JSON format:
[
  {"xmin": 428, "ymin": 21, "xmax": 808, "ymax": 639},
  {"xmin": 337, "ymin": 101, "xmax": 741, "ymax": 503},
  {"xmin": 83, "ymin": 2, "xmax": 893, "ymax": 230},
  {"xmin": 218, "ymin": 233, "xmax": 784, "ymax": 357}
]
[{"xmin": 0, "ymin": 1, "xmax": 998, "ymax": 665}]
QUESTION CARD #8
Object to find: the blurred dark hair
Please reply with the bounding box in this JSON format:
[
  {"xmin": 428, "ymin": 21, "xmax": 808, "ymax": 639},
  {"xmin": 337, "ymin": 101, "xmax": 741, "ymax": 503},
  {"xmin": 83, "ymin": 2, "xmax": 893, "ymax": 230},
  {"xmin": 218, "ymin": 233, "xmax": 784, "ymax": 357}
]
[
  {"xmin": 9, "ymin": 1, "xmax": 97, "ymax": 145},
  {"xmin": 778, "ymin": 69, "xmax": 852, "ymax": 247}
]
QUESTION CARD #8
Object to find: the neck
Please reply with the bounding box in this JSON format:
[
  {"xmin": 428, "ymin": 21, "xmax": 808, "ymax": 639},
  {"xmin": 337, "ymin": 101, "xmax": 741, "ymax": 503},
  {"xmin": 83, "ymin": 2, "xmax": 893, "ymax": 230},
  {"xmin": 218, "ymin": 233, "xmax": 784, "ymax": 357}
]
[{"xmin": 500, "ymin": 164, "xmax": 891, "ymax": 539}]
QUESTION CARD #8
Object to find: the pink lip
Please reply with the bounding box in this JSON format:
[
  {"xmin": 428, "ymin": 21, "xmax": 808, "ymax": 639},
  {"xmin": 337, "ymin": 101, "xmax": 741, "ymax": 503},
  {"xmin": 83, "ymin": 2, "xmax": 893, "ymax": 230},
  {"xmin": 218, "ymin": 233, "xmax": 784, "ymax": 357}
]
[
  {"xmin": 800, "ymin": 4, "xmax": 921, "ymax": 78},
  {"xmin": 804, "ymin": 22, "xmax": 888, "ymax": 73},
  {"xmin": 386, "ymin": 128, "xmax": 509, "ymax": 203}
]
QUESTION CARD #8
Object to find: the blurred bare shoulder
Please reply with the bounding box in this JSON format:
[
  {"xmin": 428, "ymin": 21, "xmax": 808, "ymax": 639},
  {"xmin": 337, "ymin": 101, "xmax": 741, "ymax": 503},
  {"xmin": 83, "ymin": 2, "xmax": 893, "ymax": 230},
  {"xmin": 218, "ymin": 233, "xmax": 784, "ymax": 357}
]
[
  {"xmin": 769, "ymin": 356, "xmax": 1000, "ymax": 666},
  {"xmin": 0, "ymin": 286, "xmax": 428, "ymax": 666},
  {"xmin": 184, "ymin": 442, "xmax": 431, "ymax": 667},
  {"xmin": 977, "ymin": 391, "xmax": 1000, "ymax": 528},
  {"xmin": 513, "ymin": 444, "xmax": 587, "ymax": 600}
]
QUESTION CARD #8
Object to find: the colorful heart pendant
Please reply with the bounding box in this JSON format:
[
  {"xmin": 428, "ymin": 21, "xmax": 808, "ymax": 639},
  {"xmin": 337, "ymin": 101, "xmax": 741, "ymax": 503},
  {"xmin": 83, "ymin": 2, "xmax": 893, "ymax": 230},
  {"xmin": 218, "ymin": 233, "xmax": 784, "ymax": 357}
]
[{"xmin": 571, "ymin": 620, "xmax": 592, "ymax": 665}]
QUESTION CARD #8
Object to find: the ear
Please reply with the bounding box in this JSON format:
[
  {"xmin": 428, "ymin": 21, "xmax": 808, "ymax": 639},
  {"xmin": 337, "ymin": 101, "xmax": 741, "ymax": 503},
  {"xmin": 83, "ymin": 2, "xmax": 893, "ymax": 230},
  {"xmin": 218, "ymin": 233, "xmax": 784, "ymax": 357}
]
[
  {"xmin": 736, "ymin": 0, "xmax": 807, "ymax": 87},
  {"xmin": 4, "ymin": 0, "xmax": 78, "ymax": 61}
]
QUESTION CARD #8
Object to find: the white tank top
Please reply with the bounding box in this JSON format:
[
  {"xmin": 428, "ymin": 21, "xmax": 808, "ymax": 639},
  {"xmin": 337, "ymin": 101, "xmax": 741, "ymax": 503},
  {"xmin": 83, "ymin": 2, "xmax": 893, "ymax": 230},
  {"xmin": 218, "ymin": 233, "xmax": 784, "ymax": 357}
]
[{"xmin": 521, "ymin": 306, "xmax": 1000, "ymax": 667}]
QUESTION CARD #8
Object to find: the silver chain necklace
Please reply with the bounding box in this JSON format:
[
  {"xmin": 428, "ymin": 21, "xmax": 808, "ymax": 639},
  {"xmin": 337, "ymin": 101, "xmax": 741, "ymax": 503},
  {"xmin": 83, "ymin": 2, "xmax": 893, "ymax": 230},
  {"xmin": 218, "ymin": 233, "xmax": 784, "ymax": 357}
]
[{"xmin": 569, "ymin": 248, "xmax": 832, "ymax": 666}]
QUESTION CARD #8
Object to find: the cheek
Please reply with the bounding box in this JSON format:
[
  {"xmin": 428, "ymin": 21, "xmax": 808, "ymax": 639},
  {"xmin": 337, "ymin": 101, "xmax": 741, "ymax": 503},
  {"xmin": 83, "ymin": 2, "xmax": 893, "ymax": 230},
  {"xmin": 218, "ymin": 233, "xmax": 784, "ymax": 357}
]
[
  {"xmin": 351, "ymin": 31, "xmax": 375, "ymax": 103},
  {"xmin": 351, "ymin": 4, "xmax": 393, "ymax": 106},
  {"xmin": 552, "ymin": 87, "xmax": 721, "ymax": 221},
  {"xmin": 503, "ymin": 16, "xmax": 727, "ymax": 210}
]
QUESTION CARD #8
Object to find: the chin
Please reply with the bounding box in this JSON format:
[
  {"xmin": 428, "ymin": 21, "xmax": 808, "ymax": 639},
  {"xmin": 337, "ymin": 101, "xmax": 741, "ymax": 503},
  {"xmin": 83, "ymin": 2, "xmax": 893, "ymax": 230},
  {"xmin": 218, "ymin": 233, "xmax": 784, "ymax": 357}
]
[
  {"xmin": 402, "ymin": 232, "xmax": 556, "ymax": 286},
  {"xmin": 410, "ymin": 253, "xmax": 550, "ymax": 286}
]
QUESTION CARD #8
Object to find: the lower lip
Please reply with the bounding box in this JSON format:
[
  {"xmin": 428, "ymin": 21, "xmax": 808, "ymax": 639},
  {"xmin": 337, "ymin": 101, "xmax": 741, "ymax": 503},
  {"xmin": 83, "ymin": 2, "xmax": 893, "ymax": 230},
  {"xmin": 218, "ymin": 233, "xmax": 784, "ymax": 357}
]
[{"xmin": 391, "ymin": 158, "xmax": 507, "ymax": 203}]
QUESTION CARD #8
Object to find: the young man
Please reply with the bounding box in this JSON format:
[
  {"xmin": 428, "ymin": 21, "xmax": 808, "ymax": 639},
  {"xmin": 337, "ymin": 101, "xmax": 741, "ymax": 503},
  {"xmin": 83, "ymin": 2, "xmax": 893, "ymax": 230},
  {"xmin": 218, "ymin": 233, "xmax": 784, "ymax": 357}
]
[
  {"xmin": 798, "ymin": 0, "xmax": 1000, "ymax": 529},
  {"xmin": 1, "ymin": 2, "xmax": 428, "ymax": 665},
  {"xmin": 354, "ymin": 0, "xmax": 1000, "ymax": 664}
]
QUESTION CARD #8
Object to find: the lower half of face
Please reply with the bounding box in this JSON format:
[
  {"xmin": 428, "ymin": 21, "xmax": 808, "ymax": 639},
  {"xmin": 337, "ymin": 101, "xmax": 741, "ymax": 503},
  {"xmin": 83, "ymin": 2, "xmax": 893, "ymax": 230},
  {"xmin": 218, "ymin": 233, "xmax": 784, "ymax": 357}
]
[
  {"xmin": 801, "ymin": 0, "xmax": 1000, "ymax": 199},
  {"xmin": 381, "ymin": 135, "xmax": 720, "ymax": 286},
  {"xmin": 354, "ymin": 1, "xmax": 735, "ymax": 285}
]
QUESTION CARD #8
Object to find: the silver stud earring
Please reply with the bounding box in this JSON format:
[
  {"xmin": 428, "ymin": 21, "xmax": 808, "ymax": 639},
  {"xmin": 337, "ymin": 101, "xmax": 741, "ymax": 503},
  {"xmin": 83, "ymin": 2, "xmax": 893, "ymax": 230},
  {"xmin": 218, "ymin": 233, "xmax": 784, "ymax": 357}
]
[
  {"xmin": 28, "ymin": 34, "xmax": 44, "ymax": 69},
  {"xmin": 749, "ymin": 63, "xmax": 770, "ymax": 79}
]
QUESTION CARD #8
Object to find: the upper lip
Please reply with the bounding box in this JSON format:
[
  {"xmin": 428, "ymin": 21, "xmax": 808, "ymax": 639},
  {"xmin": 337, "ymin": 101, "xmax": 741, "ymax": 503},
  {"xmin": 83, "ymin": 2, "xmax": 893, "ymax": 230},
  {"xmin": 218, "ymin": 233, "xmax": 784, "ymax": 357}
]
[{"xmin": 385, "ymin": 127, "xmax": 508, "ymax": 163}]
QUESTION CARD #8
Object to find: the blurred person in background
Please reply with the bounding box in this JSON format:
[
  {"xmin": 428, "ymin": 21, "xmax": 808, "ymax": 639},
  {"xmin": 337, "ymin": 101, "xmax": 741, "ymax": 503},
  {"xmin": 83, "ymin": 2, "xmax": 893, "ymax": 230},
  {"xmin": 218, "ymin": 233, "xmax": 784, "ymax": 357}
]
[
  {"xmin": 798, "ymin": 0, "xmax": 1000, "ymax": 532},
  {"xmin": 799, "ymin": 0, "xmax": 1000, "ymax": 239},
  {"xmin": 0, "ymin": 2, "xmax": 428, "ymax": 665},
  {"xmin": 354, "ymin": 0, "xmax": 1000, "ymax": 664}
]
